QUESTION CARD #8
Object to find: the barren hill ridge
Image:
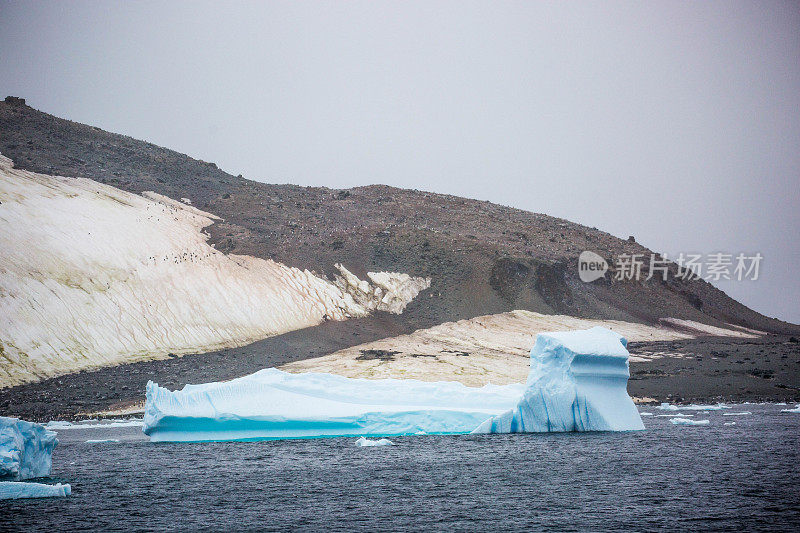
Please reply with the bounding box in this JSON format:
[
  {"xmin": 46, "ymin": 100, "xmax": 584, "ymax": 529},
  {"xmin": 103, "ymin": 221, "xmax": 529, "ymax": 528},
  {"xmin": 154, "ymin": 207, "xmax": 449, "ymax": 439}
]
[{"xmin": 1, "ymin": 96, "xmax": 795, "ymax": 336}]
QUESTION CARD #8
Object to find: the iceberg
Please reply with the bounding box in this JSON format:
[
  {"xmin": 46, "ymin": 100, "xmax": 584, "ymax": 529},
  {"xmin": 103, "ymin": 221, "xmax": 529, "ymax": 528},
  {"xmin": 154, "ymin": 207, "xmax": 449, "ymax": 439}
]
[
  {"xmin": 46, "ymin": 419, "xmax": 143, "ymax": 430},
  {"xmin": 473, "ymin": 328, "xmax": 644, "ymax": 433},
  {"xmin": 1, "ymin": 416, "xmax": 58, "ymax": 481},
  {"xmin": 355, "ymin": 437, "xmax": 394, "ymax": 447},
  {"xmin": 0, "ymin": 481, "xmax": 71, "ymax": 500},
  {"xmin": 144, "ymin": 370, "xmax": 524, "ymax": 442},
  {"xmin": 143, "ymin": 326, "xmax": 643, "ymax": 442},
  {"xmin": 670, "ymin": 418, "xmax": 710, "ymax": 426},
  {"xmin": 657, "ymin": 403, "xmax": 729, "ymax": 411}
]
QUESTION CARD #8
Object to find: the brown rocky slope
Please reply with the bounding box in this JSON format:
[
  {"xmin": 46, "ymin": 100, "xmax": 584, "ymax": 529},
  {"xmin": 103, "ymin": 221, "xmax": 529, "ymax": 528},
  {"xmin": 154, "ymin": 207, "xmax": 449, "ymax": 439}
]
[{"xmin": 1, "ymin": 96, "xmax": 794, "ymax": 336}]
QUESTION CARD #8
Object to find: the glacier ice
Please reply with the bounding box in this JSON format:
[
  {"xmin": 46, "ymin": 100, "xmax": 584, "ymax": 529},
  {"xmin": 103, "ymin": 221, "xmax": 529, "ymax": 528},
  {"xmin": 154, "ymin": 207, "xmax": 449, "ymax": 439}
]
[
  {"xmin": 670, "ymin": 418, "xmax": 709, "ymax": 426},
  {"xmin": 1, "ymin": 416, "xmax": 58, "ymax": 481},
  {"xmin": 472, "ymin": 328, "xmax": 644, "ymax": 433},
  {"xmin": 0, "ymin": 481, "xmax": 71, "ymax": 499},
  {"xmin": 144, "ymin": 370, "xmax": 524, "ymax": 442},
  {"xmin": 355, "ymin": 437, "xmax": 395, "ymax": 447},
  {"xmin": 143, "ymin": 326, "xmax": 643, "ymax": 442}
]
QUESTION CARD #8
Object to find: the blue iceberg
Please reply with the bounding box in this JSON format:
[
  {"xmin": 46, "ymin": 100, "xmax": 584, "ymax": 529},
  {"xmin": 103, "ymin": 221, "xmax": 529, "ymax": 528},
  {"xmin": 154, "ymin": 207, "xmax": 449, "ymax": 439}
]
[
  {"xmin": 143, "ymin": 327, "xmax": 643, "ymax": 442},
  {"xmin": 0, "ymin": 481, "xmax": 71, "ymax": 499},
  {"xmin": 473, "ymin": 328, "xmax": 644, "ymax": 433},
  {"xmin": 1, "ymin": 416, "xmax": 58, "ymax": 481},
  {"xmin": 144, "ymin": 371, "xmax": 524, "ymax": 442}
]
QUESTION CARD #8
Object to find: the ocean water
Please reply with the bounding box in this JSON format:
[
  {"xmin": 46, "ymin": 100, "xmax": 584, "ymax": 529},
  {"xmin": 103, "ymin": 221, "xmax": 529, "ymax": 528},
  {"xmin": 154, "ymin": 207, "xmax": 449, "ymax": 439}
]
[{"xmin": 3, "ymin": 405, "xmax": 799, "ymax": 532}]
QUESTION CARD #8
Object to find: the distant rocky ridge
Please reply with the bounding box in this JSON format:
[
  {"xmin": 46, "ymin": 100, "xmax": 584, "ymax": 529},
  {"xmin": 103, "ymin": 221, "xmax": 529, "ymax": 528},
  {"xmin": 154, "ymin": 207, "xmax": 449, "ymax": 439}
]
[{"xmin": 2, "ymin": 96, "xmax": 794, "ymax": 339}]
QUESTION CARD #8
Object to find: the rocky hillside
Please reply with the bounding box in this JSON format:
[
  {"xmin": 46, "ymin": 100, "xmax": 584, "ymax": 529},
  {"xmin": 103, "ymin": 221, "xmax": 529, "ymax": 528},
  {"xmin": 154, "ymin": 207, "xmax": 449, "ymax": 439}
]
[{"xmin": 1, "ymin": 96, "xmax": 796, "ymax": 335}]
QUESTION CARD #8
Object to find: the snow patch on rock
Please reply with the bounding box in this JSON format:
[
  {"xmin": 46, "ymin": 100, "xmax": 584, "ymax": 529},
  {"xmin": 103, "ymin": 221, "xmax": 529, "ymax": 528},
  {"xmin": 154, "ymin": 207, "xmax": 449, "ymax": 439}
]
[
  {"xmin": 0, "ymin": 155, "xmax": 428, "ymax": 387},
  {"xmin": 333, "ymin": 264, "xmax": 430, "ymax": 314},
  {"xmin": 282, "ymin": 310, "xmax": 761, "ymax": 386}
]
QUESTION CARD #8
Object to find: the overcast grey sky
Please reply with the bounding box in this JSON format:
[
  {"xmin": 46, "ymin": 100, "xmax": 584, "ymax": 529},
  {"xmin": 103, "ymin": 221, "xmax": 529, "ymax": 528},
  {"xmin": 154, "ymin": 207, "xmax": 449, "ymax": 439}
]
[{"xmin": 1, "ymin": 1, "xmax": 798, "ymax": 323}]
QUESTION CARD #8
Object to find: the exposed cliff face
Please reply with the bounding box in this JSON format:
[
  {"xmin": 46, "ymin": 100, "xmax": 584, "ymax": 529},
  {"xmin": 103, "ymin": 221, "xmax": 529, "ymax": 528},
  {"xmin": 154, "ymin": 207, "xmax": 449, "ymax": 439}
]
[
  {"xmin": 0, "ymin": 155, "xmax": 427, "ymax": 387},
  {"xmin": 1, "ymin": 99, "xmax": 793, "ymax": 337}
]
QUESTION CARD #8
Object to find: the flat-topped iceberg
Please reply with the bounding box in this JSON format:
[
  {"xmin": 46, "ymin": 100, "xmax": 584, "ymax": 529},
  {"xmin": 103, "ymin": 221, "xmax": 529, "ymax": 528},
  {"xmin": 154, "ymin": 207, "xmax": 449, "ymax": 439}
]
[
  {"xmin": 1, "ymin": 416, "xmax": 58, "ymax": 480},
  {"xmin": 143, "ymin": 326, "xmax": 643, "ymax": 442},
  {"xmin": 144, "ymin": 371, "xmax": 525, "ymax": 442},
  {"xmin": 0, "ymin": 481, "xmax": 71, "ymax": 499}
]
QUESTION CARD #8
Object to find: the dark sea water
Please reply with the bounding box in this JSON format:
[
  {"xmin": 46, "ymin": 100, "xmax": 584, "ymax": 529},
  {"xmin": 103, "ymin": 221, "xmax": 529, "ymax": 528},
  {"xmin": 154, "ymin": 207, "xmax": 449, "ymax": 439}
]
[{"xmin": 3, "ymin": 405, "xmax": 799, "ymax": 532}]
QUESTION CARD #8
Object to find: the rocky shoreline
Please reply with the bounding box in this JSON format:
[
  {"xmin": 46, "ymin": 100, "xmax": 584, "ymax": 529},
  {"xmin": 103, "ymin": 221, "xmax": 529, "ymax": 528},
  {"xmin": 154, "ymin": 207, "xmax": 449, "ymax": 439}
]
[{"xmin": 1, "ymin": 319, "xmax": 797, "ymax": 422}]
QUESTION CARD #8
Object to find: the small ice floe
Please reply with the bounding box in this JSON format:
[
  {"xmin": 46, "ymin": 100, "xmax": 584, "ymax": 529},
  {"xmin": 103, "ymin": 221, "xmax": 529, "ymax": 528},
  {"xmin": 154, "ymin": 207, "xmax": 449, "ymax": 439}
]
[
  {"xmin": 85, "ymin": 439, "xmax": 120, "ymax": 444},
  {"xmin": 670, "ymin": 418, "xmax": 709, "ymax": 426},
  {"xmin": 657, "ymin": 413, "xmax": 693, "ymax": 417},
  {"xmin": 722, "ymin": 411, "xmax": 751, "ymax": 416},
  {"xmin": 640, "ymin": 412, "xmax": 653, "ymax": 416},
  {"xmin": 724, "ymin": 422, "xmax": 737, "ymax": 426},
  {"xmin": 0, "ymin": 481, "xmax": 71, "ymax": 500},
  {"xmin": 658, "ymin": 402, "xmax": 728, "ymax": 411},
  {"xmin": 46, "ymin": 419, "xmax": 143, "ymax": 430},
  {"xmin": 780, "ymin": 405, "xmax": 800, "ymax": 414},
  {"xmin": 355, "ymin": 437, "xmax": 394, "ymax": 447}
]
